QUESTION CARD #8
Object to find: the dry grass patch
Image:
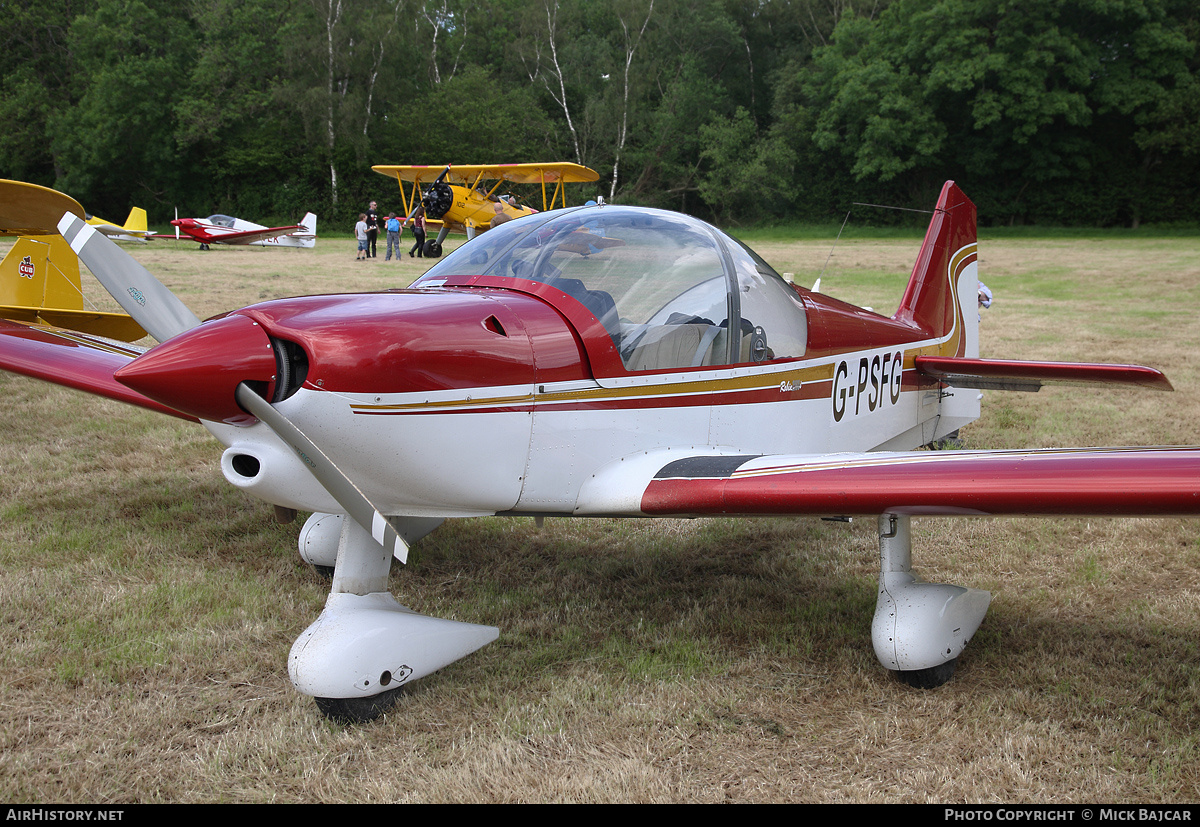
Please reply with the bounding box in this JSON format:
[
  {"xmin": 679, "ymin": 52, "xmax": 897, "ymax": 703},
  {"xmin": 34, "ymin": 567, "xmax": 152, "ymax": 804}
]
[{"xmin": 0, "ymin": 233, "xmax": 1198, "ymax": 802}]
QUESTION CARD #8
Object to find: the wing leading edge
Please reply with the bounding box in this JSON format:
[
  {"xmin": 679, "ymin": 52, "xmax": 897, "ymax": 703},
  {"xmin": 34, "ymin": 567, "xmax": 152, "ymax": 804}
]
[
  {"xmin": 617, "ymin": 449, "xmax": 1200, "ymax": 518},
  {"xmin": 0, "ymin": 318, "xmax": 195, "ymax": 420}
]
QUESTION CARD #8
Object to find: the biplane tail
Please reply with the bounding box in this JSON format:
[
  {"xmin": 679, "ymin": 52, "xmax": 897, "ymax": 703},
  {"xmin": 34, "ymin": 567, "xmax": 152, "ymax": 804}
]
[
  {"xmin": 0, "ymin": 234, "xmax": 145, "ymax": 342},
  {"xmin": 893, "ymin": 181, "xmax": 979, "ymax": 360}
]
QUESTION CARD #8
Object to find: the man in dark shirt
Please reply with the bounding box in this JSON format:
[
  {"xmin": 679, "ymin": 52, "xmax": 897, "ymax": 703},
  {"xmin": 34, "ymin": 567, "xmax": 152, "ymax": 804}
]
[{"xmin": 366, "ymin": 201, "xmax": 381, "ymax": 258}]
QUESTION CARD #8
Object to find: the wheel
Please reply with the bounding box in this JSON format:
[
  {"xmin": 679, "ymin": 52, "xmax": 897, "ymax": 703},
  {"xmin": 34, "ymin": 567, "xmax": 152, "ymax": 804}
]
[
  {"xmin": 896, "ymin": 658, "xmax": 957, "ymax": 689},
  {"xmin": 315, "ymin": 684, "xmax": 408, "ymax": 724},
  {"xmin": 422, "ymin": 239, "xmax": 443, "ymax": 258},
  {"xmin": 312, "ymin": 564, "xmax": 334, "ymax": 581}
]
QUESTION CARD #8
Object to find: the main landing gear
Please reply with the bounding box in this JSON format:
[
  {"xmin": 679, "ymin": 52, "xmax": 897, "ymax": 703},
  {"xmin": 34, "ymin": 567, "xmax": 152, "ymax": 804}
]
[
  {"xmin": 290, "ymin": 511, "xmax": 989, "ymax": 723},
  {"xmin": 871, "ymin": 513, "xmax": 991, "ymax": 687}
]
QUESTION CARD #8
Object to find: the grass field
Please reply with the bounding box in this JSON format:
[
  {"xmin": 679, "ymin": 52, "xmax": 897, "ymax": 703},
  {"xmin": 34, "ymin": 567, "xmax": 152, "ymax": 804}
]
[{"xmin": 1, "ymin": 230, "xmax": 1198, "ymax": 803}]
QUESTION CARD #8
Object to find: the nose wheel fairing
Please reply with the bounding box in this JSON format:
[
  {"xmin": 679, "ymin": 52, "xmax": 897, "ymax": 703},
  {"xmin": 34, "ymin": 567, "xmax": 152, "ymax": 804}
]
[{"xmin": 288, "ymin": 515, "xmax": 498, "ymax": 705}]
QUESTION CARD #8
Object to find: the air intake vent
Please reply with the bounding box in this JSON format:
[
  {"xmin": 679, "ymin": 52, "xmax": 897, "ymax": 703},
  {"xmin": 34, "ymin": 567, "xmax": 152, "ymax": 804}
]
[{"xmin": 271, "ymin": 338, "xmax": 310, "ymax": 402}]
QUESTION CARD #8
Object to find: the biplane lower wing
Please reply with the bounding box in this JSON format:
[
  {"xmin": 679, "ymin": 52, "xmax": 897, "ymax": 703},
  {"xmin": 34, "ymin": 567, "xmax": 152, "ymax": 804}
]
[
  {"xmin": 575, "ymin": 448, "xmax": 1200, "ymax": 518},
  {"xmin": 0, "ymin": 318, "xmax": 194, "ymax": 420}
]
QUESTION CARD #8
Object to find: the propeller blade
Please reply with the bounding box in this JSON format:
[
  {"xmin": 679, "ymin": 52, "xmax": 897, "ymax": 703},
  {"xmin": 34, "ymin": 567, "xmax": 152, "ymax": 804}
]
[
  {"xmin": 406, "ymin": 164, "xmax": 452, "ymax": 221},
  {"xmin": 57, "ymin": 212, "xmax": 201, "ymax": 343},
  {"xmin": 234, "ymin": 382, "xmax": 410, "ymax": 564}
]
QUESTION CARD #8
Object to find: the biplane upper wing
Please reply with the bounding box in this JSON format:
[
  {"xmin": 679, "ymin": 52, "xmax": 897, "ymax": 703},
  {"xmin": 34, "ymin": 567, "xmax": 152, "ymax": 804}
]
[
  {"xmin": 0, "ymin": 179, "xmax": 85, "ymax": 236},
  {"xmin": 575, "ymin": 447, "xmax": 1200, "ymax": 519},
  {"xmin": 372, "ymin": 163, "xmax": 599, "ymax": 186}
]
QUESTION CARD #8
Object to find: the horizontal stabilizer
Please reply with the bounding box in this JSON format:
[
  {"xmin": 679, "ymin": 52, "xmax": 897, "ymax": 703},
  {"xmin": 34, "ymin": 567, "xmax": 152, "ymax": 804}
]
[
  {"xmin": 915, "ymin": 356, "xmax": 1173, "ymax": 392},
  {"xmin": 0, "ymin": 306, "xmax": 146, "ymax": 341}
]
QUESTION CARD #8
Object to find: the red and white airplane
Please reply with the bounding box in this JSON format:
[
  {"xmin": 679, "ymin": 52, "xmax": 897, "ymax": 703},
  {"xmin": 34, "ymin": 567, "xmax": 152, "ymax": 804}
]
[
  {"xmin": 166, "ymin": 211, "xmax": 317, "ymax": 249},
  {"xmin": 1, "ymin": 182, "xmax": 1197, "ymax": 723}
]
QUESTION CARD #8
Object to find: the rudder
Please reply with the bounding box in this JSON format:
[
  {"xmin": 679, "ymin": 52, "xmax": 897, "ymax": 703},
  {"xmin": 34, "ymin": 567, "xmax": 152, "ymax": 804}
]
[{"xmin": 893, "ymin": 182, "xmax": 978, "ymax": 358}]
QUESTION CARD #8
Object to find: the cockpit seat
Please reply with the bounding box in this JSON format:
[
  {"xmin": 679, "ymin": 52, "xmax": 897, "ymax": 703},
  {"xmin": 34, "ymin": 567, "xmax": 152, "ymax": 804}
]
[
  {"xmin": 626, "ymin": 323, "xmax": 713, "ymax": 372},
  {"xmin": 553, "ymin": 278, "xmax": 619, "ymax": 340}
]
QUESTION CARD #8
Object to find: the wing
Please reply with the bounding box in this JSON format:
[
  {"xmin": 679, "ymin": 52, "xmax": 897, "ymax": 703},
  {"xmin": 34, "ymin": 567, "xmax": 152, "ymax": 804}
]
[
  {"xmin": 575, "ymin": 448, "xmax": 1200, "ymax": 518},
  {"xmin": 372, "ymin": 163, "xmax": 599, "ymax": 186},
  {"xmin": 0, "ymin": 318, "xmax": 196, "ymax": 420},
  {"xmin": 194, "ymin": 224, "xmax": 304, "ymax": 245},
  {"xmin": 0, "ymin": 179, "xmax": 85, "ymax": 236},
  {"xmin": 916, "ymin": 356, "xmax": 1173, "ymax": 392}
]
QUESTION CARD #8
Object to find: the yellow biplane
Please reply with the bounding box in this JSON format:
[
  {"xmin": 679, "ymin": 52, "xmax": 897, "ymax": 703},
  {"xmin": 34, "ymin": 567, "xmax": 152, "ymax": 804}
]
[
  {"xmin": 371, "ymin": 162, "xmax": 600, "ymax": 258},
  {"xmin": 0, "ymin": 179, "xmax": 145, "ymax": 341}
]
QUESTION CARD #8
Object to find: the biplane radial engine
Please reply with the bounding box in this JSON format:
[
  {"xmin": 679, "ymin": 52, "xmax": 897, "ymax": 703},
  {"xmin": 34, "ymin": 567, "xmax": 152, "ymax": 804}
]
[{"xmin": 1, "ymin": 181, "xmax": 1198, "ymax": 724}]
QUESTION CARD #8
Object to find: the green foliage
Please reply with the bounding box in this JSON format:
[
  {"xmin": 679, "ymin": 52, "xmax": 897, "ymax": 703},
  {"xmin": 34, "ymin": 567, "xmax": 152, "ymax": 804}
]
[
  {"xmin": 697, "ymin": 107, "xmax": 797, "ymax": 222},
  {"xmin": 404, "ymin": 65, "xmax": 554, "ymax": 161},
  {"xmin": 49, "ymin": 0, "xmax": 199, "ymax": 214},
  {"xmin": 789, "ymin": 0, "xmax": 1200, "ymax": 225},
  {"xmin": 0, "ymin": 0, "xmax": 1197, "ymax": 226}
]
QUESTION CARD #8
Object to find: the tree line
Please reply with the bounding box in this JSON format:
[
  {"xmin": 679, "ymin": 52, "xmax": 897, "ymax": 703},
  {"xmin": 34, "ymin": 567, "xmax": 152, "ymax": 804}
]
[{"xmin": 3, "ymin": 0, "xmax": 1197, "ymax": 230}]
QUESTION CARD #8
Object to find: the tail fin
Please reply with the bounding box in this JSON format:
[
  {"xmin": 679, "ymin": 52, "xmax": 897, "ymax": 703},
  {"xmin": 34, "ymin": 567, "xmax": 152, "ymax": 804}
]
[
  {"xmin": 0, "ymin": 234, "xmax": 145, "ymax": 341},
  {"xmin": 125, "ymin": 207, "xmax": 148, "ymax": 235},
  {"xmin": 299, "ymin": 212, "xmax": 317, "ymax": 247},
  {"xmin": 893, "ymin": 181, "xmax": 978, "ymax": 358},
  {"xmin": 1, "ymin": 235, "xmax": 81, "ymax": 309}
]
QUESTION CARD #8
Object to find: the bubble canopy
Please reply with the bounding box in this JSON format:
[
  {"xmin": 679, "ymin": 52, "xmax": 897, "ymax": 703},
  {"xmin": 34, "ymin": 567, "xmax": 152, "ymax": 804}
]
[{"xmin": 412, "ymin": 205, "xmax": 808, "ymax": 373}]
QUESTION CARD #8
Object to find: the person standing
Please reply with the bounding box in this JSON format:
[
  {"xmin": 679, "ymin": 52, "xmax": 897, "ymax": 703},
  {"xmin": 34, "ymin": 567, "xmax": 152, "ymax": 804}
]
[
  {"xmin": 354, "ymin": 213, "xmax": 369, "ymax": 260},
  {"xmin": 385, "ymin": 212, "xmax": 402, "ymax": 261},
  {"xmin": 366, "ymin": 200, "xmax": 380, "ymax": 258},
  {"xmin": 408, "ymin": 208, "xmax": 427, "ymax": 258}
]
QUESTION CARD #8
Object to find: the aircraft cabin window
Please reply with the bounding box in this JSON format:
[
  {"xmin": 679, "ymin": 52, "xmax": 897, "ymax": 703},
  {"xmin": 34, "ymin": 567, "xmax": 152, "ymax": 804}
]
[
  {"xmin": 415, "ymin": 206, "xmax": 808, "ymax": 372},
  {"xmin": 726, "ymin": 241, "xmax": 808, "ymax": 362}
]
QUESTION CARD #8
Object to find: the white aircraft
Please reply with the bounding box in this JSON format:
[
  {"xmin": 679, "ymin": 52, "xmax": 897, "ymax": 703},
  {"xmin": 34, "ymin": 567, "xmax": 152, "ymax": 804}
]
[
  {"xmin": 166, "ymin": 212, "xmax": 317, "ymax": 250},
  {"xmin": 1, "ymin": 182, "xmax": 1197, "ymax": 725}
]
